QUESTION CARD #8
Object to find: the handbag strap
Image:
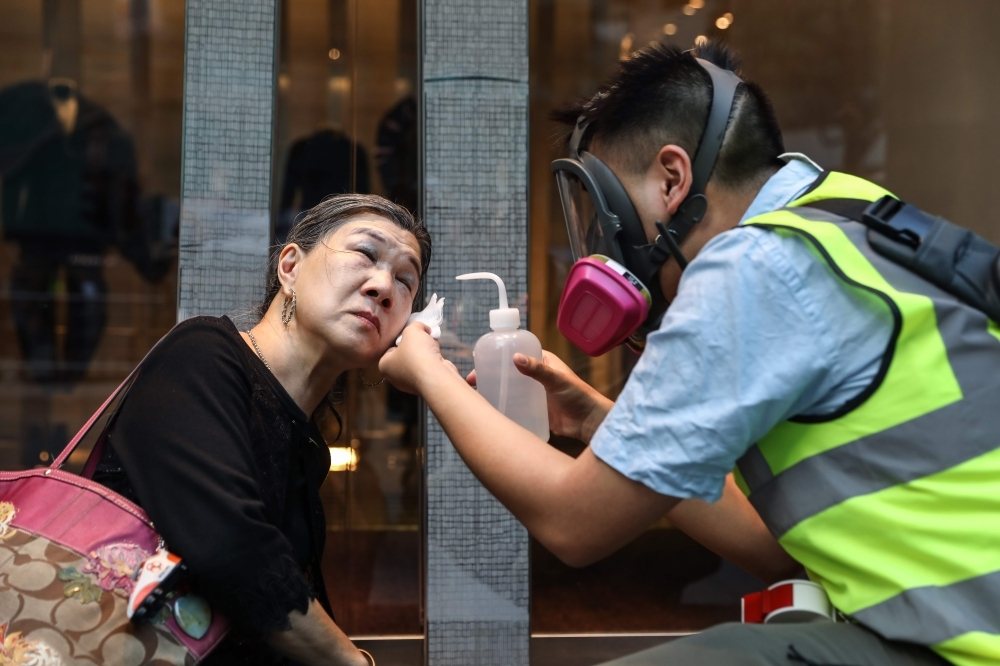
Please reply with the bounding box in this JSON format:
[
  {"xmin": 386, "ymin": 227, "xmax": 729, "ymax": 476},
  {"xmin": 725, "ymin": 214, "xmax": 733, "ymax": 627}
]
[
  {"xmin": 77, "ymin": 375, "xmax": 137, "ymax": 479},
  {"xmin": 50, "ymin": 324, "xmax": 180, "ymax": 473}
]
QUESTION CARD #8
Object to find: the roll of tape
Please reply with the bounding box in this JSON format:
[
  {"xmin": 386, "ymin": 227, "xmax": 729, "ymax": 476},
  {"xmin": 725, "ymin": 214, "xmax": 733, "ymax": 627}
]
[{"xmin": 741, "ymin": 580, "xmax": 837, "ymax": 624}]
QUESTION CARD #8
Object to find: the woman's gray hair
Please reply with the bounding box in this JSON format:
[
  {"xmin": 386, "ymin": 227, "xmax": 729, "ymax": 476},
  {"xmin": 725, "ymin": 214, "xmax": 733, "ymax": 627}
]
[{"xmin": 256, "ymin": 193, "xmax": 431, "ymax": 320}]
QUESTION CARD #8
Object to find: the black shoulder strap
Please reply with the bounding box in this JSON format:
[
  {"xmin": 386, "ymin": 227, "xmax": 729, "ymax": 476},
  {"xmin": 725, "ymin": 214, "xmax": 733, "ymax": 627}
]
[{"xmin": 798, "ymin": 196, "xmax": 1000, "ymax": 324}]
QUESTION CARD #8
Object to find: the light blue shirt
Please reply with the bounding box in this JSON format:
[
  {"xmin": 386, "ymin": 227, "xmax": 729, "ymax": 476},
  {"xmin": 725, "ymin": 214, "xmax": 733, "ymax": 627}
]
[{"xmin": 589, "ymin": 156, "xmax": 894, "ymax": 502}]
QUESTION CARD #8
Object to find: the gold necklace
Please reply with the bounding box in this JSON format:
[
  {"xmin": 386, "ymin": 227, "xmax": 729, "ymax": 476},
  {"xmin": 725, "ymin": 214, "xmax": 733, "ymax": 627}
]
[{"xmin": 245, "ymin": 330, "xmax": 272, "ymax": 373}]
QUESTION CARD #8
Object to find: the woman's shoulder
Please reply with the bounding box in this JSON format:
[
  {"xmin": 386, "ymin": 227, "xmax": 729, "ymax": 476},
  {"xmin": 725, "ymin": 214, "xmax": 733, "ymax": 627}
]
[
  {"xmin": 144, "ymin": 315, "xmax": 249, "ymax": 378},
  {"xmin": 159, "ymin": 314, "xmax": 241, "ymax": 347}
]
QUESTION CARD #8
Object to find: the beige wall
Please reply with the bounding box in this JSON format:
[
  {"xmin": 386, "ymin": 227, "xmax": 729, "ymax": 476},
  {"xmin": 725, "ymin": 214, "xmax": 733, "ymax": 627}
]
[{"xmin": 883, "ymin": 0, "xmax": 1000, "ymax": 243}]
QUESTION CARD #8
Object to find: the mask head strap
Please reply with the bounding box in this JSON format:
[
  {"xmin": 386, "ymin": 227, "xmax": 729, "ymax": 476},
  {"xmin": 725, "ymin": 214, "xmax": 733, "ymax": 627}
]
[
  {"xmin": 648, "ymin": 57, "xmax": 743, "ymax": 271},
  {"xmin": 568, "ymin": 91, "xmax": 607, "ymax": 157},
  {"xmin": 691, "ymin": 59, "xmax": 742, "ymax": 196}
]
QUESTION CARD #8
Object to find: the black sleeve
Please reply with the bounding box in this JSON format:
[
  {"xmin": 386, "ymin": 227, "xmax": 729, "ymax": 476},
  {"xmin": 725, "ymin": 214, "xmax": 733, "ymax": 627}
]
[{"xmin": 109, "ymin": 319, "xmax": 313, "ymax": 633}]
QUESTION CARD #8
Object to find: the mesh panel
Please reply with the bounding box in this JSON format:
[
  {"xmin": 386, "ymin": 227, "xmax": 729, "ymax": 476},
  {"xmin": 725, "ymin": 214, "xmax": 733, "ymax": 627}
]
[
  {"xmin": 423, "ymin": 0, "xmax": 530, "ymax": 660},
  {"xmin": 570, "ymin": 293, "xmax": 614, "ymax": 341},
  {"xmin": 177, "ymin": 0, "xmax": 277, "ymax": 320}
]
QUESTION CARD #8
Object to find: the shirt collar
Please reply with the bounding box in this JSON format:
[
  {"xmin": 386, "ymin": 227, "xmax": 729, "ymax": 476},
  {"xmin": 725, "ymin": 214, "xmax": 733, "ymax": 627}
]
[{"xmin": 738, "ymin": 153, "xmax": 823, "ymax": 225}]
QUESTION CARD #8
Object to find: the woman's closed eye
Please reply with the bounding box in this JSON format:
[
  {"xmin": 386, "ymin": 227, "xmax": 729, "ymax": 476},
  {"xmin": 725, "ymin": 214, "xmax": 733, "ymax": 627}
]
[
  {"xmin": 355, "ymin": 244, "xmax": 416, "ymax": 294},
  {"xmin": 356, "ymin": 244, "xmax": 378, "ymax": 263},
  {"xmin": 397, "ymin": 272, "xmax": 416, "ymax": 294}
]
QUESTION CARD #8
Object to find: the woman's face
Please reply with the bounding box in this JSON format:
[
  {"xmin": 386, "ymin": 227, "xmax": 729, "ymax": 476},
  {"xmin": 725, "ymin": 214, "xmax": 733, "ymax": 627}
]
[{"xmin": 285, "ymin": 215, "xmax": 422, "ymax": 365}]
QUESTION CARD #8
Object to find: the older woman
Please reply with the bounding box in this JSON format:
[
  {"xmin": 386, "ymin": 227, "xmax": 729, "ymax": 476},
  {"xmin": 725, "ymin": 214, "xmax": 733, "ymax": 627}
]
[{"xmin": 94, "ymin": 194, "xmax": 431, "ymax": 666}]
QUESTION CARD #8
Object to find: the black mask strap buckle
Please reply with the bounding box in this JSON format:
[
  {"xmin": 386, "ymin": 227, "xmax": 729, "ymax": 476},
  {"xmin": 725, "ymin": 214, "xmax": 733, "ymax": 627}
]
[{"xmin": 648, "ymin": 194, "xmax": 709, "ymax": 272}]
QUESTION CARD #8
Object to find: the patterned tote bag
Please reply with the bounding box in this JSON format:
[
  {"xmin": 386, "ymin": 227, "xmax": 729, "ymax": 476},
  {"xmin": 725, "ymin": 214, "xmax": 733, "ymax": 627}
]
[{"xmin": 0, "ymin": 338, "xmax": 228, "ymax": 665}]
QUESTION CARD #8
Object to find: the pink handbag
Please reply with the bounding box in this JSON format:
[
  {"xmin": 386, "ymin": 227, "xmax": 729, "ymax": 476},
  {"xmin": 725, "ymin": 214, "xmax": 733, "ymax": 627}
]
[{"xmin": 0, "ymin": 346, "xmax": 228, "ymax": 664}]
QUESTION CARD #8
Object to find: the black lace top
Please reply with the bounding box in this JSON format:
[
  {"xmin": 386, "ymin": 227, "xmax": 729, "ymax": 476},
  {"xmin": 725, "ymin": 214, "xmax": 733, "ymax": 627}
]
[{"xmin": 94, "ymin": 316, "xmax": 333, "ymax": 665}]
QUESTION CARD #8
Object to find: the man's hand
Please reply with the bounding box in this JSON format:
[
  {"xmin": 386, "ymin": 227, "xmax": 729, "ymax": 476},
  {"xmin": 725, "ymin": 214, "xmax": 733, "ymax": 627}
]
[
  {"xmin": 379, "ymin": 322, "xmax": 458, "ymax": 394},
  {"xmin": 383, "ymin": 334, "xmax": 677, "ymax": 568},
  {"xmin": 468, "ymin": 350, "xmax": 613, "ymax": 443}
]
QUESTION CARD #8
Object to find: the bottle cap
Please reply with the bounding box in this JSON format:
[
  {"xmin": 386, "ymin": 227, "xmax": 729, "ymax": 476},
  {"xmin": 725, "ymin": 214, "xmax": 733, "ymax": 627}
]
[
  {"xmin": 489, "ymin": 307, "xmax": 521, "ymax": 330},
  {"xmin": 456, "ymin": 272, "xmax": 521, "ymax": 331}
]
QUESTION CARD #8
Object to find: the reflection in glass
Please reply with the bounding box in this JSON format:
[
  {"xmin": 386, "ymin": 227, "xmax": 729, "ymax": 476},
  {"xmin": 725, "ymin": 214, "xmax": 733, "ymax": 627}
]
[
  {"xmin": 0, "ymin": 0, "xmax": 181, "ymax": 472},
  {"xmin": 279, "ymin": 129, "xmax": 370, "ymax": 243},
  {"xmin": 275, "ymin": 0, "xmax": 420, "ymax": 637},
  {"xmin": 375, "ymin": 95, "xmax": 418, "ymax": 213},
  {"xmin": 4, "ymin": 80, "xmax": 133, "ymax": 389}
]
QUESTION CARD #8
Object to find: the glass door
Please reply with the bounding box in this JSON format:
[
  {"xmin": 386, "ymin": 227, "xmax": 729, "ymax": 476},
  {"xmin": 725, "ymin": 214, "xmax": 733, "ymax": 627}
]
[
  {"xmin": 273, "ymin": 0, "xmax": 422, "ymax": 643},
  {"xmin": 0, "ymin": 0, "xmax": 183, "ymax": 472}
]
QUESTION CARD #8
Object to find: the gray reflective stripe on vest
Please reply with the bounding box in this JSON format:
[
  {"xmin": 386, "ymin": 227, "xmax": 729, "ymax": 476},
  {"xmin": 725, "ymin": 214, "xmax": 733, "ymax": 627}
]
[
  {"xmin": 739, "ymin": 206, "xmax": 1000, "ymax": 539},
  {"xmin": 745, "ymin": 383, "xmax": 1000, "ymax": 538},
  {"xmin": 805, "ymin": 208, "xmax": 1000, "ymax": 399},
  {"xmin": 852, "ymin": 568, "xmax": 1000, "ymax": 646},
  {"xmin": 736, "ymin": 443, "xmax": 773, "ymax": 490}
]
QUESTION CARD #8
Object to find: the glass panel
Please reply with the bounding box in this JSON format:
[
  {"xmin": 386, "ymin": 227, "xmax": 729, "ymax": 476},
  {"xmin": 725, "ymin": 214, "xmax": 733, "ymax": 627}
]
[
  {"xmin": 529, "ymin": 0, "xmax": 1000, "ymax": 635},
  {"xmin": 274, "ymin": 0, "xmax": 420, "ymax": 636},
  {"xmin": 0, "ymin": 0, "xmax": 182, "ymax": 471},
  {"xmin": 530, "ymin": 2, "xmax": 731, "ymax": 631}
]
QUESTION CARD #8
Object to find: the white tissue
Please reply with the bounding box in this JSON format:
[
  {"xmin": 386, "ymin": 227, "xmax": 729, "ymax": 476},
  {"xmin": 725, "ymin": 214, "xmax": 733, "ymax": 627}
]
[{"xmin": 396, "ymin": 293, "xmax": 445, "ymax": 345}]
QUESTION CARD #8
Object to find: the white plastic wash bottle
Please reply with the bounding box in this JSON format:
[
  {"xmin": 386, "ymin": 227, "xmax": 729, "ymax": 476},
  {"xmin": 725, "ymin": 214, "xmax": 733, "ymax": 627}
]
[{"xmin": 456, "ymin": 272, "xmax": 550, "ymax": 442}]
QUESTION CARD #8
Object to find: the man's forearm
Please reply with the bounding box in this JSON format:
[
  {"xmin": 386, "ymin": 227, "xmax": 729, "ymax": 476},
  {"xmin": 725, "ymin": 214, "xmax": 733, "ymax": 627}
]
[
  {"xmin": 666, "ymin": 475, "xmax": 801, "ymax": 584},
  {"xmin": 419, "ymin": 366, "xmax": 577, "ymax": 530},
  {"xmin": 417, "ymin": 365, "xmax": 678, "ymax": 566}
]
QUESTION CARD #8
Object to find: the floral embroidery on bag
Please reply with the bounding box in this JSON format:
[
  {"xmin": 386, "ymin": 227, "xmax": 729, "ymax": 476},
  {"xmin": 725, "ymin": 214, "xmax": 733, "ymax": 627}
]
[
  {"xmin": 56, "ymin": 568, "xmax": 103, "ymax": 604},
  {"xmin": 0, "ymin": 502, "xmax": 16, "ymax": 540},
  {"xmin": 0, "ymin": 623, "xmax": 63, "ymax": 665},
  {"xmin": 81, "ymin": 543, "xmax": 149, "ymax": 596}
]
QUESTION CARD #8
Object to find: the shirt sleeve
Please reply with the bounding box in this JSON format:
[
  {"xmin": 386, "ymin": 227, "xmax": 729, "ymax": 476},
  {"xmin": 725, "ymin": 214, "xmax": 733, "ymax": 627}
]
[
  {"xmin": 108, "ymin": 319, "xmax": 313, "ymax": 633},
  {"xmin": 589, "ymin": 226, "xmax": 891, "ymax": 503}
]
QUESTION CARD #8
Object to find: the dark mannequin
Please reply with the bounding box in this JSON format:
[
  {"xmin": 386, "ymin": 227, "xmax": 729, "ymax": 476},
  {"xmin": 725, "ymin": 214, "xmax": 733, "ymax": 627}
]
[
  {"xmin": 0, "ymin": 78, "xmax": 139, "ymax": 463},
  {"xmin": 375, "ymin": 95, "xmax": 418, "ymax": 212},
  {"xmin": 277, "ymin": 128, "xmax": 370, "ymax": 243}
]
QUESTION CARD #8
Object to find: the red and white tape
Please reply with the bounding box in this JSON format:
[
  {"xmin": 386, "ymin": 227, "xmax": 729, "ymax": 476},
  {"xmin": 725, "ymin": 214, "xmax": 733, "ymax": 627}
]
[{"xmin": 741, "ymin": 580, "xmax": 837, "ymax": 624}]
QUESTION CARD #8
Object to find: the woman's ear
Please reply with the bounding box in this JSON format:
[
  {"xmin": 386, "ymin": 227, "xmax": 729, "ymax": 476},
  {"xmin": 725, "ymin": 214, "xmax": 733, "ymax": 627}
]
[
  {"xmin": 277, "ymin": 243, "xmax": 304, "ymax": 294},
  {"xmin": 654, "ymin": 144, "xmax": 694, "ymax": 217}
]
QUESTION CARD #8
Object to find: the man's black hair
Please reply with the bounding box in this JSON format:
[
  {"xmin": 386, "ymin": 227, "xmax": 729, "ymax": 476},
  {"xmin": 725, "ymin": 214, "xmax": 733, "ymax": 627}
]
[{"xmin": 552, "ymin": 41, "xmax": 785, "ymax": 191}]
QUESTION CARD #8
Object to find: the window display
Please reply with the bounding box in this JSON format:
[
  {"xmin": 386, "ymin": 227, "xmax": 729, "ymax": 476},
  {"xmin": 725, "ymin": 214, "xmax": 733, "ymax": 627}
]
[
  {"xmin": 274, "ymin": 0, "xmax": 421, "ymax": 636},
  {"xmin": 0, "ymin": 0, "xmax": 183, "ymax": 473}
]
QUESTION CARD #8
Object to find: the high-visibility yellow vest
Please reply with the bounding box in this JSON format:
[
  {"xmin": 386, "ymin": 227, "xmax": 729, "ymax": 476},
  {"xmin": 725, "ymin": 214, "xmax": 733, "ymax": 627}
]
[{"xmin": 734, "ymin": 172, "xmax": 1000, "ymax": 666}]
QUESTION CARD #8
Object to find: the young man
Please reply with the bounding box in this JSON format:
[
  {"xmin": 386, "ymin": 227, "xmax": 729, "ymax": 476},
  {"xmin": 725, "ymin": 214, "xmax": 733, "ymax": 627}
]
[{"xmin": 381, "ymin": 42, "xmax": 998, "ymax": 666}]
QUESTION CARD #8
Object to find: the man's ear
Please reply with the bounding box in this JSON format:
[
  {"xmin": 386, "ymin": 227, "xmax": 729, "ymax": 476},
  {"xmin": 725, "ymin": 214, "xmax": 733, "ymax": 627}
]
[
  {"xmin": 276, "ymin": 243, "xmax": 304, "ymax": 294},
  {"xmin": 653, "ymin": 145, "xmax": 694, "ymax": 217}
]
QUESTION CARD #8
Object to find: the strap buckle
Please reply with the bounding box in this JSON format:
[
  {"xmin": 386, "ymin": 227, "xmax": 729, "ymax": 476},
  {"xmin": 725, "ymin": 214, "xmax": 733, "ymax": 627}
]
[
  {"xmin": 862, "ymin": 196, "xmax": 935, "ymax": 250},
  {"xmin": 649, "ymin": 222, "xmax": 687, "ymax": 270}
]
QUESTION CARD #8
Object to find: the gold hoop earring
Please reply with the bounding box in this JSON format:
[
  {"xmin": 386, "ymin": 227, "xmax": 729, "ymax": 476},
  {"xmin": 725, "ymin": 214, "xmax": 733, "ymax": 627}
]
[
  {"xmin": 359, "ymin": 370, "xmax": 384, "ymax": 388},
  {"xmin": 281, "ymin": 289, "xmax": 296, "ymax": 326}
]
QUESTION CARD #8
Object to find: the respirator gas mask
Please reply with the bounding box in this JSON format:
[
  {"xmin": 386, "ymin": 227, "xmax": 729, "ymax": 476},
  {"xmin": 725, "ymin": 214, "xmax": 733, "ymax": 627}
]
[{"xmin": 551, "ymin": 57, "xmax": 743, "ymax": 356}]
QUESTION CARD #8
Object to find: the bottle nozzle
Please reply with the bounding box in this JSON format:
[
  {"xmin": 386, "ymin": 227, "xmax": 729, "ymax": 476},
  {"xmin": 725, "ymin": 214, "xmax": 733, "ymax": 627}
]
[
  {"xmin": 456, "ymin": 272, "xmax": 508, "ymax": 309},
  {"xmin": 456, "ymin": 272, "xmax": 520, "ymax": 330}
]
